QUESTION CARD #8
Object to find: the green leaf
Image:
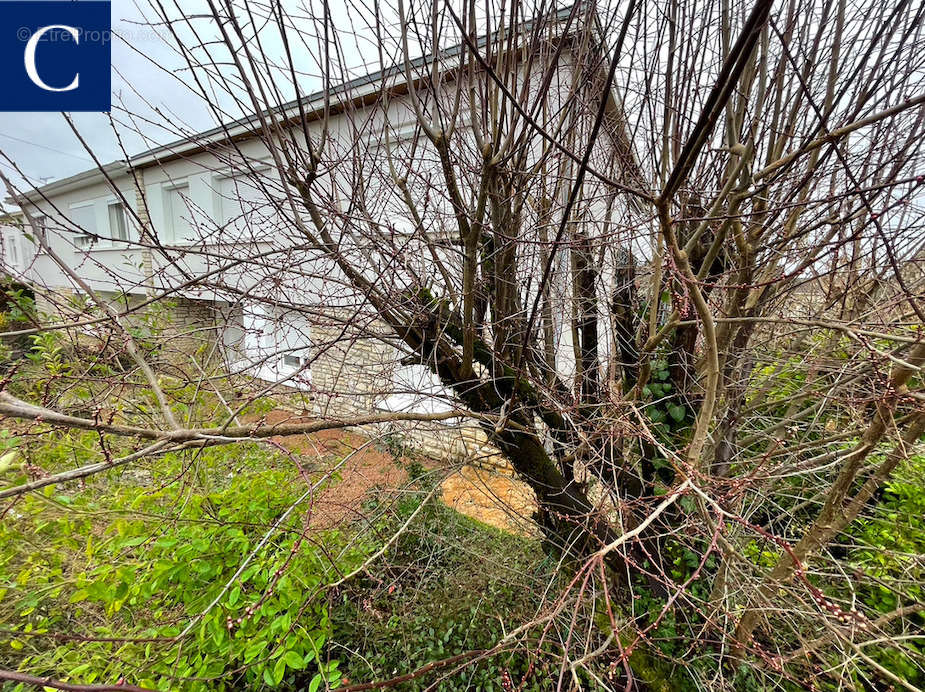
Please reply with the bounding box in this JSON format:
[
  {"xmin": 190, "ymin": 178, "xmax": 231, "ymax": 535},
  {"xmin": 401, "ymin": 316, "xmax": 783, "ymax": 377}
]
[
  {"xmin": 244, "ymin": 639, "xmax": 268, "ymax": 662},
  {"xmin": 668, "ymin": 405, "xmax": 686, "ymax": 422},
  {"xmin": 309, "ymin": 673, "xmax": 323, "ymax": 692},
  {"xmin": 283, "ymin": 650, "xmax": 305, "ymax": 670},
  {"xmin": 120, "ymin": 536, "xmax": 146, "ymax": 548},
  {"xmin": 272, "ymin": 658, "xmax": 287, "ymax": 685},
  {"xmin": 69, "ymin": 589, "xmax": 89, "ymax": 603}
]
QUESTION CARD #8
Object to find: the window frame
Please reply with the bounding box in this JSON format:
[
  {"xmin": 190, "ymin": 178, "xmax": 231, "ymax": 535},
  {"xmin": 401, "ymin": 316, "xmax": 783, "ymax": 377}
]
[
  {"xmin": 68, "ymin": 201, "xmax": 98, "ymax": 251},
  {"xmin": 162, "ymin": 181, "xmax": 194, "ymax": 244},
  {"xmin": 107, "ymin": 199, "xmax": 130, "ymax": 243},
  {"xmin": 270, "ymin": 310, "xmax": 311, "ymax": 382},
  {"xmin": 282, "ymin": 353, "xmax": 303, "ymax": 368},
  {"xmin": 29, "ymin": 214, "xmax": 49, "ymax": 253},
  {"xmin": 212, "ymin": 163, "xmax": 274, "ymax": 235},
  {"xmin": 238, "ymin": 303, "xmax": 311, "ymax": 388},
  {"xmin": 4, "ymin": 231, "xmax": 20, "ymax": 268}
]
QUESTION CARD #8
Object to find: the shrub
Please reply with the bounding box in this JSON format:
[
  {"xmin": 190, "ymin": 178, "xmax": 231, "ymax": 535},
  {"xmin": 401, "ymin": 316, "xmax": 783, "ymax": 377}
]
[{"xmin": 0, "ymin": 439, "xmax": 367, "ymax": 690}]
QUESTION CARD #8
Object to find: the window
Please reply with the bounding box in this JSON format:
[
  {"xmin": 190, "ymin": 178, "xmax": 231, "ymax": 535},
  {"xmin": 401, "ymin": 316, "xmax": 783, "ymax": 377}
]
[
  {"xmin": 276, "ymin": 316, "xmax": 310, "ymax": 374},
  {"xmin": 219, "ymin": 304, "xmax": 246, "ymax": 366},
  {"xmin": 108, "ymin": 202, "xmax": 129, "ymax": 241},
  {"xmin": 4, "ymin": 233, "xmax": 19, "ymax": 267},
  {"xmin": 238, "ymin": 304, "xmax": 310, "ymax": 388},
  {"xmin": 242, "ymin": 304, "xmax": 271, "ymax": 360},
  {"xmin": 283, "ymin": 354, "xmax": 303, "ymax": 368},
  {"xmin": 30, "ymin": 215, "xmax": 48, "ymax": 251},
  {"xmin": 164, "ymin": 184, "xmax": 193, "ymax": 241},
  {"xmin": 69, "ymin": 204, "xmax": 97, "ymax": 249},
  {"xmin": 215, "ymin": 174, "xmax": 265, "ymax": 235}
]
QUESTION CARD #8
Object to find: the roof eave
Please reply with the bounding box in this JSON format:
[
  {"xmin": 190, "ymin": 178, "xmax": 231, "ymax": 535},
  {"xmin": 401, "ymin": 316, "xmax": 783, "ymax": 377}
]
[{"xmin": 9, "ymin": 161, "xmax": 130, "ymax": 206}]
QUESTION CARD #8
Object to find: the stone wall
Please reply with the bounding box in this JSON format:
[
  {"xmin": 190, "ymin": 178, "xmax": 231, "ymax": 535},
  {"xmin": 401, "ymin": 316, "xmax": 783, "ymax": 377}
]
[
  {"xmin": 33, "ymin": 287, "xmax": 77, "ymax": 319},
  {"xmin": 304, "ymin": 310, "xmax": 504, "ymax": 468},
  {"xmin": 32, "ymin": 286, "xmax": 232, "ymax": 376},
  {"xmin": 307, "ymin": 316, "xmax": 395, "ymax": 419},
  {"xmin": 153, "ymin": 298, "xmax": 232, "ymax": 365}
]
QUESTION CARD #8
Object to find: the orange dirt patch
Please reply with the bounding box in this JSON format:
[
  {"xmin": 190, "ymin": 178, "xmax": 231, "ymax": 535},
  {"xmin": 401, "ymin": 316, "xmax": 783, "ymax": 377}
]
[
  {"xmin": 256, "ymin": 409, "xmax": 536, "ymax": 534},
  {"xmin": 440, "ymin": 465, "xmax": 537, "ymax": 535}
]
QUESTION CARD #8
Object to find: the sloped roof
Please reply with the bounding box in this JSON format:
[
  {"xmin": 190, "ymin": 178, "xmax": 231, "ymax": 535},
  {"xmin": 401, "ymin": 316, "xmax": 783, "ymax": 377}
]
[{"xmin": 15, "ymin": 4, "xmax": 638, "ymax": 203}]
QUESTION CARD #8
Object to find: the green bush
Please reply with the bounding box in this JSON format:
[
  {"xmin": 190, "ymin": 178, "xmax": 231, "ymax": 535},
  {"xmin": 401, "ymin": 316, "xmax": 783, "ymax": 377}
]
[
  {"xmin": 0, "ymin": 440, "xmax": 367, "ymax": 690},
  {"xmin": 845, "ymin": 453, "xmax": 925, "ymax": 686},
  {"xmin": 331, "ymin": 498, "xmax": 601, "ymax": 691}
]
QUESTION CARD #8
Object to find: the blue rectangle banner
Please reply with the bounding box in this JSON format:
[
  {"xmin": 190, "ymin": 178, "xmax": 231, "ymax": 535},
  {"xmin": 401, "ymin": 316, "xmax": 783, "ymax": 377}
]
[{"xmin": 0, "ymin": 0, "xmax": 111, "ymax": 111}]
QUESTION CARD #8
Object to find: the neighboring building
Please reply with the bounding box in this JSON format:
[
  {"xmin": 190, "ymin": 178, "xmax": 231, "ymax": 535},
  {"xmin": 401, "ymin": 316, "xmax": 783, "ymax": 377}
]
[{"xmin": 2, "ymin": 8, "xmax": 639, "ymax": 462}]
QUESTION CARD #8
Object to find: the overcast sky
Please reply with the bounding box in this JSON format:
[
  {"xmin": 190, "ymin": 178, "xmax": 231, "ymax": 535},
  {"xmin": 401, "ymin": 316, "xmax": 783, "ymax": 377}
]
[
  {"xmin": 0, "ymin": 0, "xmax": 560, "ymax": 195},
  {"xmin": 0, "ymin": 1, "xmax": 203, "ymax": 187},
  {"xmin": 0, "ymin": 0, "xmax": 383, "ymax": 192}
]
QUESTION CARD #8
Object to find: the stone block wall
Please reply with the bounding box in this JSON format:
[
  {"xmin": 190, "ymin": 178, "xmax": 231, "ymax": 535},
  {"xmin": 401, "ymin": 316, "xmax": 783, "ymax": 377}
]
[
  {"xmin": 307, "ymin": 315, "xmax": 395, "ymax": 419},
  {"xmin": 377, "ymin": 419, "xmax": 507, "ymax": 469},
  {"xmin": 33, "ymin": 287, "xmax": 78, "ymax": 320},
  {"xmin": 153, "ymin": 298, "xmax": 230, "ymax": 364},
  {"xmin": 304, "ymin": 310, "xmax": 504, "ymax": 468},
  {"xmin": 32, "ymin": 287, "xmax": 232, "ymax": 376}
]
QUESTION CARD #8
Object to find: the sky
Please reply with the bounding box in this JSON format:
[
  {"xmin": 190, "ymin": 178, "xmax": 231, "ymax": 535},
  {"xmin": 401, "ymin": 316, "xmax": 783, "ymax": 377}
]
[
  {"xmin": 0, "ymin": 0, "xmax": 581, "ymax": 194},
  {"xmin": 0, "ymin": 0, "xmax": 382, "ymax": 192},
  {"xmin": 0, "ymin": 0, "xmax": 212, "ymax": 188}
]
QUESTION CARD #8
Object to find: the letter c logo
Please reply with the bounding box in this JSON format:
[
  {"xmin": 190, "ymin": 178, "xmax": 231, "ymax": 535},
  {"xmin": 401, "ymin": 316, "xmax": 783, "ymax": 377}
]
[{"xmin": 24, "ymin": 25, "xmax": 80, "ymax": 92}]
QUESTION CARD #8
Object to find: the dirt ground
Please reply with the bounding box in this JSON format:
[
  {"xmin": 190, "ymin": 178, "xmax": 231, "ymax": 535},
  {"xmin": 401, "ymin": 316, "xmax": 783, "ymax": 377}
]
[
  {"xmin": 259, "ymin": 410, "xmax": 536, "ymax": 534},
  {"xmin": 439, "ymin": 464, "xmax": 537, "ymax": 535}
]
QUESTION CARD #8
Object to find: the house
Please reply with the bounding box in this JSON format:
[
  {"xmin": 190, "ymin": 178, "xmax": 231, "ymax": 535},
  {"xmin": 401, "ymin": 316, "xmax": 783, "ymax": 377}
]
[{"xmin": 2, "ymin": 6, "xmax": 640, "ymax": 462}]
